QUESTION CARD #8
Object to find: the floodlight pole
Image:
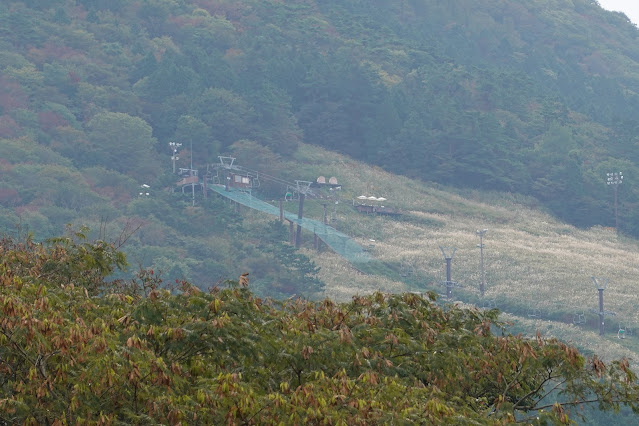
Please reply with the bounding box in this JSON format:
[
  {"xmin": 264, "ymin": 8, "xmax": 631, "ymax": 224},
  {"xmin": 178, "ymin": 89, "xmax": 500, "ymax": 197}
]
[
  {"xmin": 477, "ymin": 229, "xmax": 487, "ymax": 296},
  {"xmin": 169, "ymin": 142, "xmax": 182, "ymax": 174},
  {"xmin": 592, "ymin": 277, "xmax": 608, "ymax": 336},
  {"xmin": 606, "ymin": 172, "xmax": 623, "ymax": 234},
  {"xmin": 440, "ymin": 247, "xmax": 457, "ymax": 299},
  {"xmin": 190, "ymin": 140, "xmax": 195, "ymax": 207}
]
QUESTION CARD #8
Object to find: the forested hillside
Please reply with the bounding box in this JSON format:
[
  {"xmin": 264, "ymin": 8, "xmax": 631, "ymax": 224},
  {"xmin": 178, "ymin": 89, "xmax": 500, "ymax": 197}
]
[{"xmin": 2, "ymin": 0, "xmax": 639, "ymax": 286}]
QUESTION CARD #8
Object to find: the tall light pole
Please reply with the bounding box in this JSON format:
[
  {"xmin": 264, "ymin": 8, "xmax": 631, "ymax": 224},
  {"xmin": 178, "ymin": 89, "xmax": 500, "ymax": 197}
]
[
  {"xmin": 190, "ymin": 140, "xmax": 195, "ymax": 207},
  {"xmin": 592, "ymin": 277, "xmax": 608, "ymax": 336},
  {"xmin": 477, "ymin": 229, "xmax": 487, "ymax": 296},
  {"xmin": 440, "ymin": 246, "xmax": 457, "ymax": 300},
  {"xmin": 169, "ymin": 142, "xmax": 181, "ymax": 174},
  {"xmin": 606, "ymin": 172, "xmax": 623, "ymax": 233},
  {"xmin": 139, "ymin": 184, "xmax": 150, "ymax": 198}
]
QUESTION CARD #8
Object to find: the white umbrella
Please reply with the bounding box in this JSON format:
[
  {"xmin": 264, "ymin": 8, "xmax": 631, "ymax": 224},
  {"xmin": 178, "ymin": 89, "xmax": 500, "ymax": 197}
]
[
  {"xmin": 367, "ymin": 196, "xmax": 378, "ymax": 201},
  {"xmin": 357, "ymin": 195, "xmax": 368, "ymax": 200},
  {"xmin": 377, "ymin": 197, "xmax": 387, "ymax": 201}
]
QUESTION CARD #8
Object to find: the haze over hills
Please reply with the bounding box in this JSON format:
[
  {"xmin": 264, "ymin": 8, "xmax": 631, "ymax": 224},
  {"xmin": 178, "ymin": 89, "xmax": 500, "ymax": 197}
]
[
  {"xmin": 598, "ymin": 0, "xmax": 639, "ymax": 26},
  {"xmin": 3, "ymin": 0, "xmax": 639, "ymax": 361},
  {"xmin": 5, "ymin": 1, "xmax": 639, "ymax": 422}
]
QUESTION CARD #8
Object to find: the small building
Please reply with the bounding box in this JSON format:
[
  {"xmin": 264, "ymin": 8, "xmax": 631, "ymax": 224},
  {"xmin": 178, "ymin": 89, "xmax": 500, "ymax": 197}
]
[
  {"xmin": 177, "ymin": 175, "xmax": 198, "ymax": 186},
  {"xmin": 177, "ymin": 168, "xmax": 199, "ymax": 186},
  {"xmin": 229, "ymin": 172, "xmax": 252, "ymax": 189}
]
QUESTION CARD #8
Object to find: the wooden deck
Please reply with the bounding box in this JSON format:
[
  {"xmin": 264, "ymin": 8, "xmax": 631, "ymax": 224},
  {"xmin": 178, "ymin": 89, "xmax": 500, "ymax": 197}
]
[{"xmin": 354, "ymin": 204, "xmax": 402, "ymax": 216}]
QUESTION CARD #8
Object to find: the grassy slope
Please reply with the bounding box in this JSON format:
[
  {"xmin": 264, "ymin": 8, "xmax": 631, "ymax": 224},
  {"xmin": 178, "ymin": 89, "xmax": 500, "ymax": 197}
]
[{"xmin": 269, "ymin": 143, "xmax": 639, "ymax": 364}]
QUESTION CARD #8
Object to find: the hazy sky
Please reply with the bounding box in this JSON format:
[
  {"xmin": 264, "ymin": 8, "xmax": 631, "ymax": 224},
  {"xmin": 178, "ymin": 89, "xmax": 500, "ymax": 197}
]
[{"xmin": 598, "ymin": 0, "xmax": 639, "ymax": 25}]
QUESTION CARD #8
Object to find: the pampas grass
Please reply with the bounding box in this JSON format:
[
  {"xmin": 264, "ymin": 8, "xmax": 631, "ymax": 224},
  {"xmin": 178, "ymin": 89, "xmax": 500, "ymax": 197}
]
[{"xmin": 265, "ymin": 144, "xmax": 639, "ymax": 361}]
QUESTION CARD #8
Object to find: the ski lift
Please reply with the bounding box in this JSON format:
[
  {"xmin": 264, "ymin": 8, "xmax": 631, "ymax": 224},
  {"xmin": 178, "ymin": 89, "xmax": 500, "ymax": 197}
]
[
  {"xmin": 204, "ymin": 165, "xmax": 217, "ymax": 183},
  {"xmin": 618, "ymin": 322, "xmax": 629, "ymax": 339},
  {"xmin": 211, "ymin": 168, "xmax": 221, "ymax": 184},
  {"xmin": 218, "ymin": 156, "xmax": 236, "ymax": 169},
  {"xmin": 284, "ymin": 187, "xmax": 293, "ymax": 201},
  {"xmin": 295, "ymin": 180, "xmax": 312, "ymax": 195},
  {"xmin": 572, "ymin": 311, "xmax": 586, "ymax": 325}
]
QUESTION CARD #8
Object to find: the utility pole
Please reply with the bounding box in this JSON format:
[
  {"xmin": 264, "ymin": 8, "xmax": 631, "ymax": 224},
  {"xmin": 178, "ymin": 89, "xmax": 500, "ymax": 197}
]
[
  {"xmin": 440, "ymin": 247, "xmax": 457, "ymax": 300},
  {"xmin": 606, "ymin": 172, "xmax": 623, "ymax": 234},
  {"xmin": 592, "ymin": 277, "xmax": 608, "ymax": 336},
  {"xmin": 477, "ymin": 229, "xmax": 487, "ymax": 296},
  {"xmin": 169, "ymin": 142, "xmax": 181, "ymax": 174}
]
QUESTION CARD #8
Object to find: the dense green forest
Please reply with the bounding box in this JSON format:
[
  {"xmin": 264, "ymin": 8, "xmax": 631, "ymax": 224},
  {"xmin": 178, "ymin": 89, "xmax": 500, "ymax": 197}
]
[
  {"xmin": 2, "ymin": 234, "xmax": 639, "ymax": 424},
  {"xmin": 2, "ymin": 0, "xmax": 639, "ymax": 287}
]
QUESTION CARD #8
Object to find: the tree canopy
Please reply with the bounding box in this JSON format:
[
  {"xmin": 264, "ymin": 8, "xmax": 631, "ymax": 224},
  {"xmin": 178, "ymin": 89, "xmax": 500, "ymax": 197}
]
[{"xmin": 1, "ymin": 233, "xmax": 639, "ymax": 424}]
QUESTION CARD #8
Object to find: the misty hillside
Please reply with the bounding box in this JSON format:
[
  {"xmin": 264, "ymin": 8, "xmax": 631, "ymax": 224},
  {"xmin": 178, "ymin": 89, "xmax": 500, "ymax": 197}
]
[
  {"xmin": 2, "ymin": 0, "xmax": 639, "ymax": 230},
  {"xmin": 6, "ymin": 2, "xmax": 639, "ymax": 422},
  {"xmin": 2, "ymin": 1, "xmax": 639, "ymax": 327}
]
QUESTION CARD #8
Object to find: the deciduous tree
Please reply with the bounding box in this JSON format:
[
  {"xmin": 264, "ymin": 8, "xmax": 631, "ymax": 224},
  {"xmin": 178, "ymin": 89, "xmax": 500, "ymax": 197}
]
[{"xmin": 1, "ymin": 233, "xmax": 638, "ymax": 424}]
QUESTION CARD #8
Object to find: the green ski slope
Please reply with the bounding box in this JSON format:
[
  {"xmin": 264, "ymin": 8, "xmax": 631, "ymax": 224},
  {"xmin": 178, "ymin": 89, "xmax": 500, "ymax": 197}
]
[{"xmin": 209, "ymin": 185, "xmax": 373, "ymax": 265}]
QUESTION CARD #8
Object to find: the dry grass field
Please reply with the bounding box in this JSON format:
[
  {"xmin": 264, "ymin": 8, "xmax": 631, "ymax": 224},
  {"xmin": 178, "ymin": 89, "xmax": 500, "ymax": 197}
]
[{"xmin": 283, "ymin": 144, "xmax": 639, "ymax": 363}]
